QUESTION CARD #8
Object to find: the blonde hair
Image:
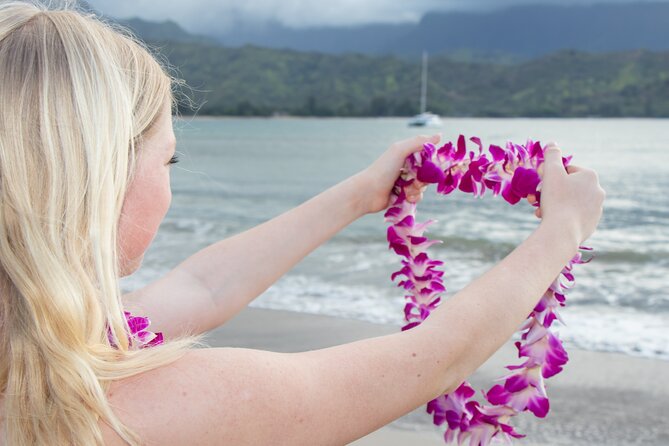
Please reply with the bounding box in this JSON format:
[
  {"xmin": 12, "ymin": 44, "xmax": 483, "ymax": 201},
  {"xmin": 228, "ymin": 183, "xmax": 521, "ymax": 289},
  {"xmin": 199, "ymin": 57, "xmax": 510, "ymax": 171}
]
[{"xmin": 0, "ymin": 1, "xmax": 196, "ymax": 444}]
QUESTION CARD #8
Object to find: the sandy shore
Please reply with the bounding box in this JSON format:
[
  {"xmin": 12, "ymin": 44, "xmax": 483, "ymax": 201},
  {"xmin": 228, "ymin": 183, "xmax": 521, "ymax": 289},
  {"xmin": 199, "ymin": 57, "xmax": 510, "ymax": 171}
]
[{"xmin": 204, "ymin": 307, "xmax": 669, "ymax": 446}]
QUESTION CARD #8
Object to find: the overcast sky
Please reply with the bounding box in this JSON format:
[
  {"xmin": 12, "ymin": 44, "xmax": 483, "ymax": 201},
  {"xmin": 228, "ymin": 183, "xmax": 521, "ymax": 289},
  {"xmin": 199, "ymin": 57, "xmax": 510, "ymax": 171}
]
[{"xmin": 85, "ymin": 0, "xmax": 667, "ymax": 33}]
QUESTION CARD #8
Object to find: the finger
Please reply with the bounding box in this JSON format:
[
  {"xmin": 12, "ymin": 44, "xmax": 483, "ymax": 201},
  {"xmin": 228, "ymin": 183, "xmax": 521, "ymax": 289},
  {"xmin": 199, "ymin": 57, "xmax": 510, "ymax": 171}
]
[
  {"xmin": 526, "ymin": 193, "xmax": 537, "ymax": 205},
  {"xmin": 407, "ymin": 187, "xmax": 426, "ymax": 202},
  {"xmin": 535, "ymin": 208, "xmax": 542, "ymax": 218},
  {"xmin": 409, "ymin": 183, "xmax": 428, "ymax": 196},
  {"xmin": 566, "ymin": 165, "xmax": 585, "ymax": 174},
  {"xmin": 414, "ymin": 180, "xmax": 428, "ymax": 193},
  {"xmin": 543, "ymin": 142, "xmax": 567, "ymax": 178}
]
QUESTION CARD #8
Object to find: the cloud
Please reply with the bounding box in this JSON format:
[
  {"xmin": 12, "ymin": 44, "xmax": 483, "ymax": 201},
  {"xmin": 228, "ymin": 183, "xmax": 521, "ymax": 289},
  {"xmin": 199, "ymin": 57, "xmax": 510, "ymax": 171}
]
[{"xmin": 84, "ymin": 0, "xmax": 667, "ymax": 33}]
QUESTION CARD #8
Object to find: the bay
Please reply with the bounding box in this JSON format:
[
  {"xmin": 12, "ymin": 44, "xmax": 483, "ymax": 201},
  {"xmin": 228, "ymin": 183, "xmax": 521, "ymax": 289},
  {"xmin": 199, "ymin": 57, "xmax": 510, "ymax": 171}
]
[{"xmin": 122, "ymin": 117, "xmax": 669, "ymax": 361}]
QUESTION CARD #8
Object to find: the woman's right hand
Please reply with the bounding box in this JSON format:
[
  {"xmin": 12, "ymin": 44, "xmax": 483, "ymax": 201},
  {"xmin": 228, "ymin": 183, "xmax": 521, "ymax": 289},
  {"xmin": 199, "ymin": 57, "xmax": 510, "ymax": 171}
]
[{"xmin": 535, "ymin": 142, "xmax": 606, "ymax": 245}]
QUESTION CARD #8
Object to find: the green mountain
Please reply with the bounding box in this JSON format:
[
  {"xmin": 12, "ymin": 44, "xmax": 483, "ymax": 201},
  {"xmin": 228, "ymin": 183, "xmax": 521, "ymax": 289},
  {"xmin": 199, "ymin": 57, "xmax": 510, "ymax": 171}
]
[
  {"xmin": 150, "ymin": 41, "xmax": 669, "ymax": 118},
  {"xmin": 109, "ymin": 8, "xmax": 669, "ymax": 118}
]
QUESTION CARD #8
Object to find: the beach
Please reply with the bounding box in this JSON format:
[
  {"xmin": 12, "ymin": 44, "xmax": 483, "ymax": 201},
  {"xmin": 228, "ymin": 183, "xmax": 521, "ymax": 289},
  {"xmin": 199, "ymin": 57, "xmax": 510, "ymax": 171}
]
[
  {"xmin": 205, "ymin": 307, "xmax": 669, "ymax": 446},
  {"xmin": 120, "ymin": 117, "xmax": 669, "ymax": 444}
]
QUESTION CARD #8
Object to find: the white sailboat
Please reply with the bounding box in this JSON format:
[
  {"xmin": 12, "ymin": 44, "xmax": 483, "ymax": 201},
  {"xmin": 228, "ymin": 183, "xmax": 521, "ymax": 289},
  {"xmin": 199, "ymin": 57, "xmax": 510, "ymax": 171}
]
[{"xmin": 408, "ymin": 51, "xmax": 442, "ymax": 127}]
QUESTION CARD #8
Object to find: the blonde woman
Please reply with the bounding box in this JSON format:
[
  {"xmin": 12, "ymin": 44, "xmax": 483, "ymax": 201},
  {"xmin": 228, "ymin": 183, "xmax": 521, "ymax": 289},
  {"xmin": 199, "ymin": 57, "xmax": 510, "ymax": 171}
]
[{"xmin": 0, "ymin": 1, "xmax": 605, "ymax": 445}]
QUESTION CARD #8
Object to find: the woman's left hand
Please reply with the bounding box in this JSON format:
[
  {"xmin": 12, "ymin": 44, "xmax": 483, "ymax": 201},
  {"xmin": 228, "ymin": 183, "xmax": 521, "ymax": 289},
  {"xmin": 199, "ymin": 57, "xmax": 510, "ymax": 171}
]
[{"xmin": 358, "ymin": 134, "xmax": 441, "ymax": 214}]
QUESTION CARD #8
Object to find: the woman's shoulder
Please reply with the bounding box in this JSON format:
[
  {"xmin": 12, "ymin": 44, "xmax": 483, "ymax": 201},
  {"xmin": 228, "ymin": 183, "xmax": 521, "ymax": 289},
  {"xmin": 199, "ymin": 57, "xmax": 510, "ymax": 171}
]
[
  {"xmin": 100, "ymin": 346, "xmax": 315, "ymax": 445},
  {"xmin": 7, "ymin": 327, "xmax": 443, "ymax": 445},
  {"xmin": 0, "ymin": 348, "xmax": 299, "ymax": 446}
]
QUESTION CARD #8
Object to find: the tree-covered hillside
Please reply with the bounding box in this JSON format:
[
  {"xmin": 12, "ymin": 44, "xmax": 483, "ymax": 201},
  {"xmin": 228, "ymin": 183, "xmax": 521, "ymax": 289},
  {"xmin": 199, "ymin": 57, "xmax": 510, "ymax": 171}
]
[{"xmin": 151, "ymin": 41, "xmax": 669, "ymax": 117}]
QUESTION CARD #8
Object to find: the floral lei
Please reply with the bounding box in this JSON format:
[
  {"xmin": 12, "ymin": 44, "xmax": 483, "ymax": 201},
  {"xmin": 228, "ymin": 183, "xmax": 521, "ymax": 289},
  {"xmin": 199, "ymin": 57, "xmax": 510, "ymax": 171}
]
[
  {"xmin": 384, "ymin": 135, "xmax": 589, "ymax": 445},
  {"xmin": 108, "ymin": 311, "xmax": 164, "ymax": 349}
]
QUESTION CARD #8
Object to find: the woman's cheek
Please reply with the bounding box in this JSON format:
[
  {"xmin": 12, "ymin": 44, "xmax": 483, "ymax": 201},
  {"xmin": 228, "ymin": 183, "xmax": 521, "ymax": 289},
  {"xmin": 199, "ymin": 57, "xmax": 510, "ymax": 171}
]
[{"xmin": 118, "ymin": 169, "xmax": 171, "ymax": 275}]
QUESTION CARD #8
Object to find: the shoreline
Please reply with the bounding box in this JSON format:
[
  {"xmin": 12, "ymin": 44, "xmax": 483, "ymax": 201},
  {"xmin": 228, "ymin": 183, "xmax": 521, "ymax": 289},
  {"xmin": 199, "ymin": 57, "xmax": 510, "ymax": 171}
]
[
  {"xmin": 205, "ymin": 307, "xmax": 669, "ymax": 445},
  {"xmin": 176, "ymin": 115, "xmax": 669, "ymax": 121}
]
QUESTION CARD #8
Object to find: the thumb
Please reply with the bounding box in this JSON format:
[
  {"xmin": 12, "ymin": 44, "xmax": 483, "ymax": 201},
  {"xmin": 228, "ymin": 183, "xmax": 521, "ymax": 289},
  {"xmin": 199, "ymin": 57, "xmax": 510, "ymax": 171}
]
[{"xmin": 543, "ymin": 142, "xmax": 566, "ymax": 178}]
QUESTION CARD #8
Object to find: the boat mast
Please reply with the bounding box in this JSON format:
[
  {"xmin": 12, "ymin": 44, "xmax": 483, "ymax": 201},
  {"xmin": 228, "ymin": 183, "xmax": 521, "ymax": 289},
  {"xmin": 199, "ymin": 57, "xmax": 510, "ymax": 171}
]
[{"xmin": 420, "ymin": 51, "xmax": 428, "ymax": 114}]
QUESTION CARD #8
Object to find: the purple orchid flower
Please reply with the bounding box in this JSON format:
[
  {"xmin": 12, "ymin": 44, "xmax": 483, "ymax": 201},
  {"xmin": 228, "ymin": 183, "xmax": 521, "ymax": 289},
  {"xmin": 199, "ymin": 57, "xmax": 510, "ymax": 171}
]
[
  {"xmin": 502, "ymin": 167, "xmax": 541, "ymax": 205},
  {"xmin": 108, "ymin": 311, "xmax": 164, "ymax": 350}
]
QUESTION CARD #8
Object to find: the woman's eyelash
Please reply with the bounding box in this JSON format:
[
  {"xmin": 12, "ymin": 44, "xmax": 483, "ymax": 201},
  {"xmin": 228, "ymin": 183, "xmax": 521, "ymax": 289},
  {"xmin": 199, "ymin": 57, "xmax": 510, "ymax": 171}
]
[{"xmin": 168, "ymin": 154, "xmax": 179, "ymax": 165}]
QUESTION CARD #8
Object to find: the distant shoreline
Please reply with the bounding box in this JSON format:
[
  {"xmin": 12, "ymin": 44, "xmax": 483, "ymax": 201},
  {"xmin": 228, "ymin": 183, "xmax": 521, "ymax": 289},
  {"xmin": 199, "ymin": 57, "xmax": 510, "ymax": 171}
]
[{"xmin": 177, "ymin": 114, "xmax": 669, "ymax": 120}]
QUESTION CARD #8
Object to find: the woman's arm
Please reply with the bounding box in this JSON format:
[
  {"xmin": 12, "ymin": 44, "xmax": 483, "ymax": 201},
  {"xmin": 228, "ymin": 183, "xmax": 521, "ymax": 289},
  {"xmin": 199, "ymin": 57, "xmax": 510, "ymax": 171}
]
[
  {"xmin": 123, "ymin": 135, "xmax": 439, "ymax": 338},
  {"xmin": 106, "ymin": 223, "xmax": 577, "ymax": 446},
  {"xmin": 105, "ymin": 145, "xmax": 605, "ymax": 445}
]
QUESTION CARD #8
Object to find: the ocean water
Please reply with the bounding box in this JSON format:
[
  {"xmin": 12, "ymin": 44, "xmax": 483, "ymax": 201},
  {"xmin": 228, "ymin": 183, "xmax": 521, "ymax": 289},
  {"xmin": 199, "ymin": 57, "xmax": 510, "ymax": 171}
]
[{"xmin": 122, "ymin": 117, "xmax": 669, "ymax": 361}]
